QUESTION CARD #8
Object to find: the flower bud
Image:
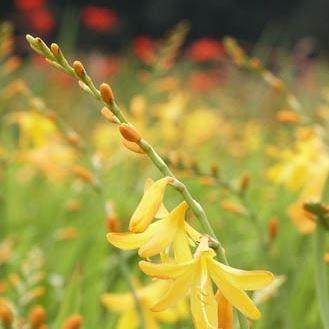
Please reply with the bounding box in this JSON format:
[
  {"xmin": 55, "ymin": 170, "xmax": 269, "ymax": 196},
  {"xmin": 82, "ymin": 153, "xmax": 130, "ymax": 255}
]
[
  {"xmin": 0, "ymin": 303, "xmax": 13, "ymax": 328},
  {"xmin": 73, "ymin": 61, "xmax": 86, "ymax": 79},
  {"xmin": 268, "ymin": 217, "xmax": 279, "ymax": 243},
  {"xmin": 121, "ymin": 139, "xmax": 145, "ymax": 154},
  {"xmin": 100, "ymin": 83, "xmax": 114, "ymax": 103},
  {"xmin": 119, "ymin": 124, "xmax": 141, "ymax": 143},
  {"xmin": 61, "ymin": 315, "xmax": 83, "ymax": 329},
  {"xmin": 101, "ymin": 107, "xmax": 119, "ymax": 124},
  {"xmin": 50, "ymin": 43, "xmax": 60, "ymax": 57},
  {"xmin": 29, "ymin": 305, "xmax": 46, "ymax": 328},
  {"xmin": 72, "ymin": 166, "xmax": 94, "ymax": 183}
]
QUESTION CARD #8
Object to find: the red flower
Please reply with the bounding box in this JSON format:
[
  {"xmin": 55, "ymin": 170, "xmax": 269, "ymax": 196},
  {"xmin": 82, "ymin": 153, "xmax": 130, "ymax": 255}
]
[
  {"xmin": 15, "ymin": 0, "xmax": 45, "ymax": 11},
  {"xmin": 28, "ymin": 8, "xmax": 55, "ymax": 34},
  {"xmin": 81, "ymin": 6, "xmax": 117, "ymax": 32},
  {"xmin": 187, "ymin": 38, "xmax": 225, "ymax": 62},
  {"xmin": 132, "ymin": 36, "xmax": 156, "ymax": 64}
]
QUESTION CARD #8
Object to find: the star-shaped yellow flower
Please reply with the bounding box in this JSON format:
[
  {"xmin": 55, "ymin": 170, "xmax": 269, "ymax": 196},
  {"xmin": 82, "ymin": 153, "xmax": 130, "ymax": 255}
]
[
  {"xmin": 139, "ymin": 237, "xmax": 274, "ymax": 328},
  {"xmin": 107, "ymin": 201, "xmax": 201, "ymax": 261}
]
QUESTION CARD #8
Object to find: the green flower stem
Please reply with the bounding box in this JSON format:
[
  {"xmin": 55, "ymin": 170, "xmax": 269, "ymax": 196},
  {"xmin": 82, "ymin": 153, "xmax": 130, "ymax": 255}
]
[
  {"xmin": 237, "ymin": 311, "xmax": 250, "ymax": 329},
  {"xmin": 315, "ymin": 221, "xmax": 329, "ymax": 329}
]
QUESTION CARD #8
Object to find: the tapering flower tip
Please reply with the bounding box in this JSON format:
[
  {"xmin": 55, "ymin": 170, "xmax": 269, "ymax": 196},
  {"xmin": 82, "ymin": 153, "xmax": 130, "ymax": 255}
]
[
  {"xmin": 29, "ymin": 305, "xmax": 46, "ymax": 328},
  {"xmin": 129, "ymin": 177, "xmax": 174, "ymax": 232},
  {"xmin": 101, "ymin": 107, "xmax": 119, "ymax": 124},
  {"xmin": 50, "ymin": 43, "xmax": 60, "ymax": 57},
  {"xmin": 100, "ymin": 83, "xmax": 114, "ymax": 103},
  {"xmin": 26, "ymin": 34, "xmax": 36, "ymax": 45},
  {"xmin": 119, "ymin": 124, "xmax": 141, "ymax": 143},
  {"xmin": 121, "ymin": 139, "xmax": 145, "ymax": 154},
  {"xmin": 73, "ymin": 61, "xmax": 86, "ymax": 79},
  {"xmin": 0, "ymin": 302, "xmax": 13, "ymax": 327},
  {"xmin": 61, "ymin": 315, "xmax": 83, "ymax": 329}
]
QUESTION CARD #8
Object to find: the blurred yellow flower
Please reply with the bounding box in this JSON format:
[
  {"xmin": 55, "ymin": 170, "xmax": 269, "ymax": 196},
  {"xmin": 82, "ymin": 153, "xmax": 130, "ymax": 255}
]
[
  {"xmin": 102, "ymin": 280, "xmax": 187, "ymax": 329},
  {"xmin": 7, "ymin": 111, "xmax": 57, "ymax": 147},
  {"xmin": 267, "ymin": 130, "xmax": 329, "ymax": 233},
  {"xmin": 140, "ymin": 237, "xmax": 273, "ymax": 327}
]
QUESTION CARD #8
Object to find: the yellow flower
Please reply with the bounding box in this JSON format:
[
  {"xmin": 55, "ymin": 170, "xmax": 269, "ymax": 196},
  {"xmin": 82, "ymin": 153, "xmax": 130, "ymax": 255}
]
[
  {"xmin": 129, "ymin": 177, "xmax": 173, "ymax": 233},
  {"xmin": 7, "ymin": 111, "xmax": 57, "ymax": 147},
  {"xmin": 139, "ymin": 237, "xmax": 273, "ymax": 328},
  {"xmin": 102, "ymin": 280, "xmax": 187, "ymax": 329},
  {"xmin": 108, "ymin": 201, "xmax": 201, "ymax": 261}
]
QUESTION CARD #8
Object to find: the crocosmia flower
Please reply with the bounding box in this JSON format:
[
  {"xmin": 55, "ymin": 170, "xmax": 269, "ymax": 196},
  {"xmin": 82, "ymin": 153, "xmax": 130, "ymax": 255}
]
[
  {"xmin": 140, "ymin": 237, "xmax": 274, "ymax": 327},
  {"xmin": 81, "ymin": 6, "xmax": 117, "ymax": 32}
]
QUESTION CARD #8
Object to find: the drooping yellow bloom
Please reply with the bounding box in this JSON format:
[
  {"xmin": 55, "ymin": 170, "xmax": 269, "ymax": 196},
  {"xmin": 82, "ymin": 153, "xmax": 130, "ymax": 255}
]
[
  {"xmin": 102, "ymin": 280, "xmax": 188, "ymax": 329},
  {"xmin": 140, "ymin": 237, "xmax": 273, "ymax": 328},
  {"xmin": 108, "ymin": 201, "xmax": 201, "ymax": 261},
  {"xmin": 129, "ymin": 177, "xmax": 173, "ymax": 232}
]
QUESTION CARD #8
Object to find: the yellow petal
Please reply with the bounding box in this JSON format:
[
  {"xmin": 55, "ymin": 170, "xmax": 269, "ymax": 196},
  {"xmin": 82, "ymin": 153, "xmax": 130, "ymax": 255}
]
[
  {"xmin": 144, "ymin": 178, "xmax": 169, "ymax": 218},
  {"xmin": 138, "ymin": 218, "xmax": 176, "ymax": 258},
  {"xmin": 139, "ymin": 260, "xmax": 195, "ymax": 279},
  {"xmin": 129, "ymin": 177, "xmax": 173, "ymax": 233},
  {"xmin": 216, "ymin": 291, "xmax": 233, "ymax": 329},
  {"xmin": 107, "ymin": 229, "xmax": 153, "ymax": 250},
  {"xmin": 121, "ymin": 139, "xmax": 145, "ymax": 154},
  {"xmin": 211, "ymin": 259, "xmax": 274, "ymax": 291},
  {"xmin": 117, "ymin": 310, "xmax": 139, "ymax": 329},
  {"xmin": 172, "ymin": 229, "xmax": 192, "ymax": 262},
  {"xmin": 209, "ymin": 264, "xmax": 261, "ymax": 320},
  {"xmin": 102, "ymin": 292, "xmax": 134, "ymax": 311},
  {"xmin": 185, "ymin": 222, "xmax": 202, "ymax": 243},
  {"xmin": 151, "ymin": 271, "xmax": 193, "ymax": 312},
  {"xmin": 191, "ymin": 260, "xmax": 218, "ymax": 329}
]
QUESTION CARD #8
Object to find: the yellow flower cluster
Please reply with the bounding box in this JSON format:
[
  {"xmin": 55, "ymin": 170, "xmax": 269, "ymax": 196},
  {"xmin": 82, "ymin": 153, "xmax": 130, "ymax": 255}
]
[
  {"xmin": 107, "ymin": 177, "xmax": 274, "ymax": 329},
  {"xmin": 267, "ymin": 128, "xmax": 329, "ymax": 233}
]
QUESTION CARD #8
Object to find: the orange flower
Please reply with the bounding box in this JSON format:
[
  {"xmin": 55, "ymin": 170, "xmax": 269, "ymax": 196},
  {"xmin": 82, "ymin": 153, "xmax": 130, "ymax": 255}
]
[
  {"xmin": 132, "ymin": 36, "xmax": 156, "ymax": 64},
  {"xmin": 15, "ymin": 0, "xmax": 45, "ymax": 11},
  {"xmin": 187, "ymin": 38, "xmax": 225, "ymax": 62},
  {"xmin": 81, "ymin": 6, "xmax": 117, "ymax": 32},
  {"xmin": 28, "ymin": 8, "xmax": 55, "ymax": 34}
]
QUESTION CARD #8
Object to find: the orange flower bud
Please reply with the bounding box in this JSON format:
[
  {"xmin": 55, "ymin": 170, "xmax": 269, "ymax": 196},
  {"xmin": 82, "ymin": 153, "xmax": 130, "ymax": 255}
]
[
  {"xmin": 106, "ymin": 215, "xmax": 121, "ymax": 233},
  {"xmin": 65, "ymin": 131, "xmax": 81, "ymax": 146},
  {"xmin": 268, "ymin": 217, "xmax": 279, "ymax": 243},
  {"xmin": 119, "ymin": 124, "xmax": 141, "ymax": 143},
  {"xmin": 61, "ymin": 315, "xmax": 83, "ymax": 329},
  {"xmin": 210, "ymin": 163, "xmax": 219, "ymax": 177},
  {"xmin": 221, "ymin": 200, "xmax": 247, "ymax": 215},
  {"xmin": 72, "ymin": 166, "xmax": 94, "ymax": 183},
  {"xmin": 29, "ymin": 305, "xmax": 46, "ymax": 328},
  {"xmin": 99, "ymin": 83, "xmax": 114, "ymax": 103},
  {"xmin": 50, "ymin": 43, "xmax": 60, "ymax": 57},
  {"xmin": 121, "ymin": 139, "xmax": 145, "ymax": 154},
  {"xmin": 0, "ymin": 303, "xmax": 13, "ymax": 328},
  {"xmin": 216, "ymin": 291, "xmax": 233, "ymax": 329},
  {"xmin": 276, "ymin": 110, "xmax": 300, "ymax": 123},
  {"xmin": 72, "ymin": 61, "xmax": 86, "ymax": 79},
  {"xmin": 249, "ymin": 57, "xmax": 262, "ymax": 70},
  {"xmin": 101, "ymin": 107, "xmax": 119, "ymax": 124},
  {"xmin": 239, "ymin": 173, "xmax": 250, "ymax": 193}
]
